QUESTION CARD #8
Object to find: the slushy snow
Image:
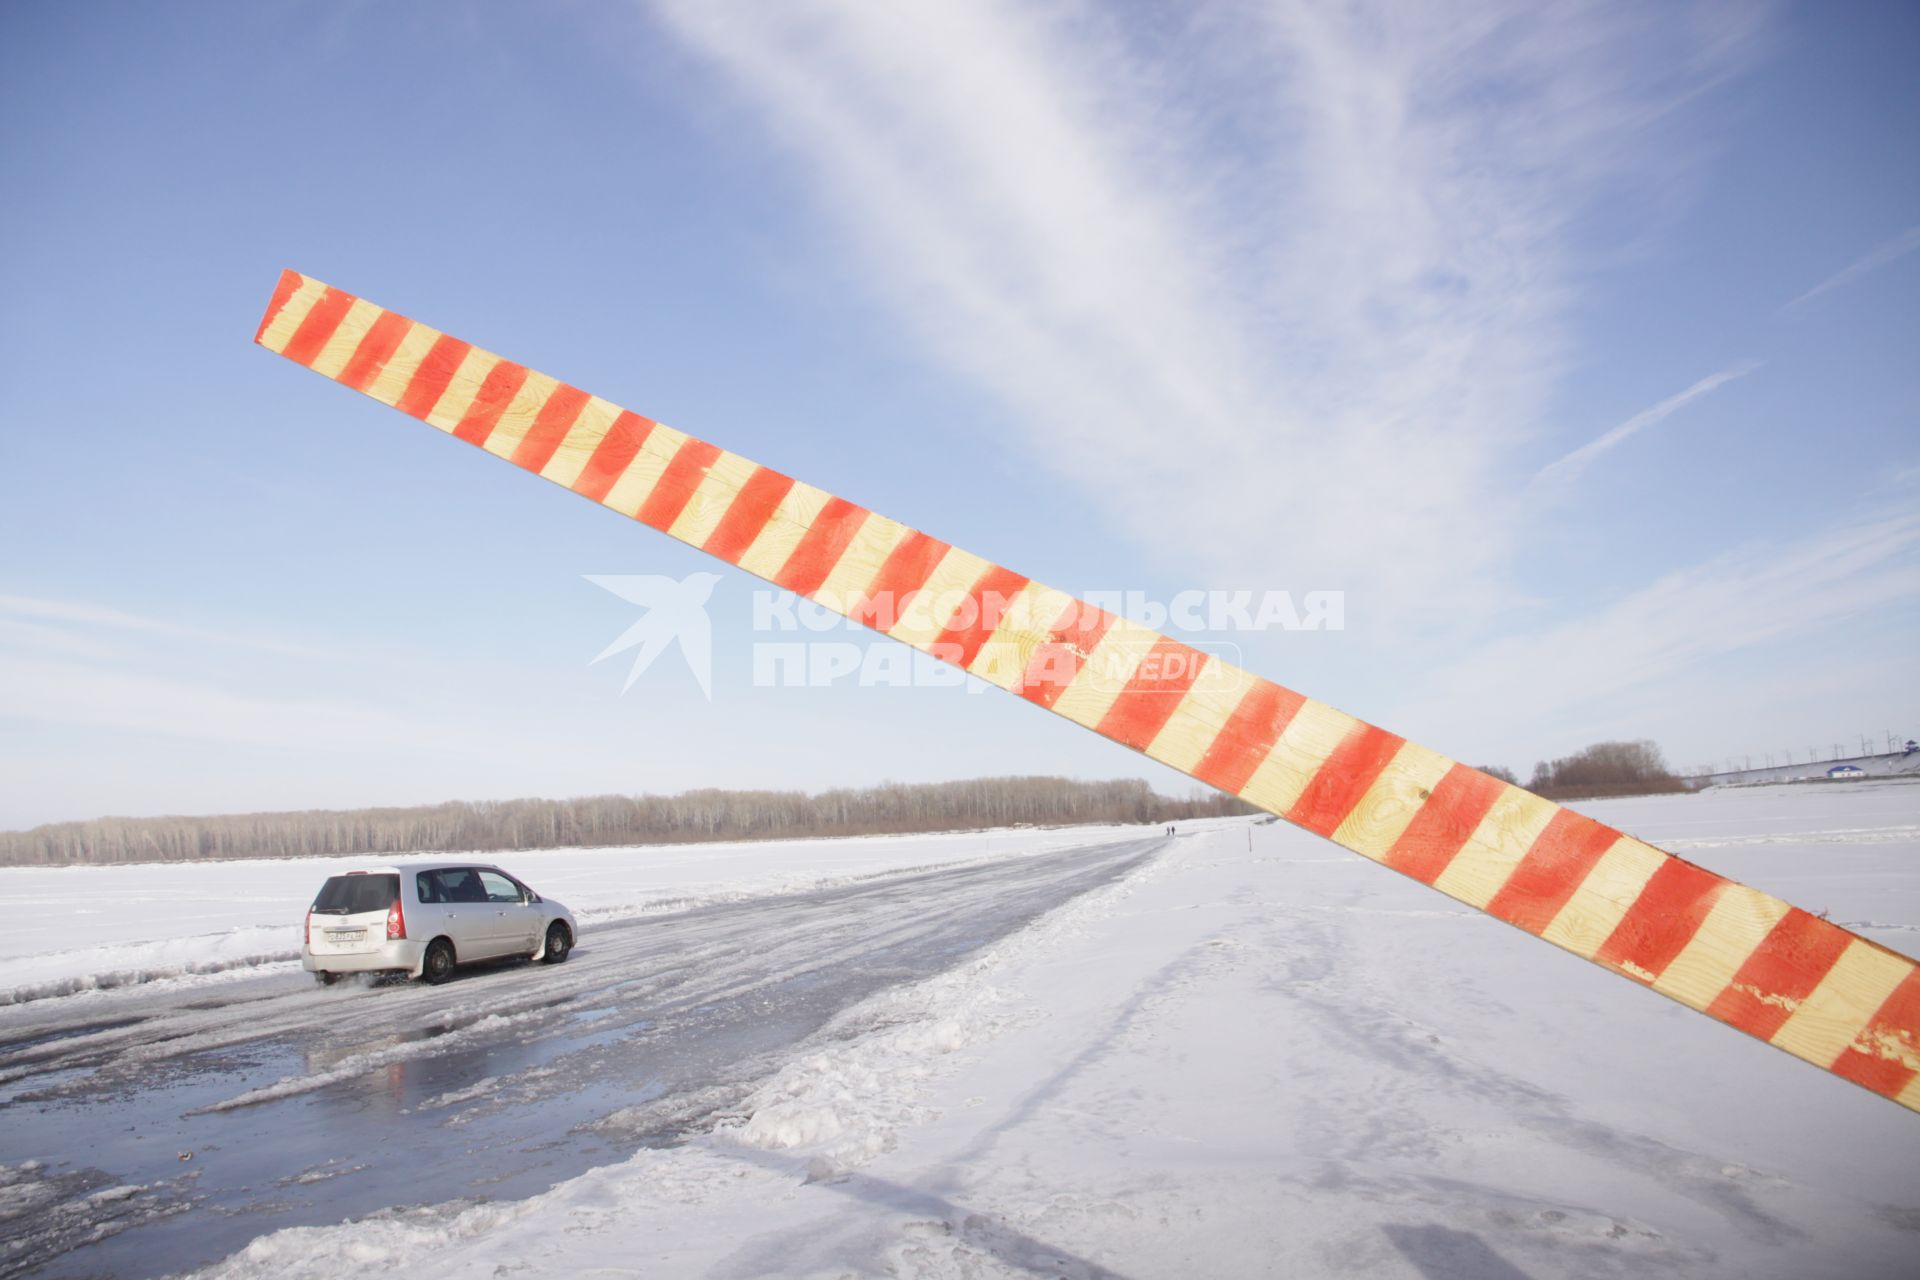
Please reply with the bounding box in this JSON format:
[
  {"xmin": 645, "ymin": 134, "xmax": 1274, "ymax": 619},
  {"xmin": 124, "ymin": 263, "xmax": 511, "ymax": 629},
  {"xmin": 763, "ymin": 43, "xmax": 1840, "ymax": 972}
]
[
  {"xmin": 0, "ymin": 824, "xmax": 1143, "ymax": 1009},
  {"xmin": 178, "ymin": 782, "xmax": 1920, "ymax": 1279},
  {"xmin": 7, "ymin": 785, "xmax": 1917, "ymax": 1277}
]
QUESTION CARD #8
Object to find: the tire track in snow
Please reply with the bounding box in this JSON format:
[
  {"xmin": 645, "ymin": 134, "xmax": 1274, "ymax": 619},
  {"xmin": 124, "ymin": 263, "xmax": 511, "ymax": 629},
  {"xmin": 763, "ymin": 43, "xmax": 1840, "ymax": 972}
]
[{"xmin": 0, "ymin": 834, "xmax": 1163, "ymax": 1280}]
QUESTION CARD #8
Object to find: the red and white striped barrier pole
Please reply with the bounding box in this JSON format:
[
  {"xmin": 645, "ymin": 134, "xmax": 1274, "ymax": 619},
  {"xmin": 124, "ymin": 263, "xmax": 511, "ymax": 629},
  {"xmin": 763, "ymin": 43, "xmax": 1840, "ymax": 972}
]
[{"xmin": 256, "ymin": 270, "xmax": 1920, "ymax": 1113}]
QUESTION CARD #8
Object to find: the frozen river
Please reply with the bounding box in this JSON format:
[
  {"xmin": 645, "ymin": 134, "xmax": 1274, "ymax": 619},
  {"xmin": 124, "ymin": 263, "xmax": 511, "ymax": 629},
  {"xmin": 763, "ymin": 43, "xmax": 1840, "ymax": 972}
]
[
  {"xmin": 3, "ymin": 784, "xmax": 1917, "ymax": 1279},
  {"xmin": 0, "ymin": 835, "xmax": 1162, "ymax": 1279}
]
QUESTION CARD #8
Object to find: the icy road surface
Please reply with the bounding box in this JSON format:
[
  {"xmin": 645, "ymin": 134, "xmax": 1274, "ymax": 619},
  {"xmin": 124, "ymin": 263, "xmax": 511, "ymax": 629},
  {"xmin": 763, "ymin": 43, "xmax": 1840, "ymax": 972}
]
[
  {"xmin": 185, "ymin": 786, "xmax": 1919, "ymax": 1279},
  {"xmin": 0, "ymin": 834, "xmax": 1162, "ymax": 1279}
]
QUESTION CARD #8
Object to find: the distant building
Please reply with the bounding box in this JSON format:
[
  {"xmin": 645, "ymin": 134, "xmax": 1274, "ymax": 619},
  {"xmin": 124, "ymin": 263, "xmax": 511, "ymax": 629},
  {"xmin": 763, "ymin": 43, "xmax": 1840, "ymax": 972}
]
[{"xmin": 1827, "ymin": 764, "xmax": 1867, "ymax": 779}]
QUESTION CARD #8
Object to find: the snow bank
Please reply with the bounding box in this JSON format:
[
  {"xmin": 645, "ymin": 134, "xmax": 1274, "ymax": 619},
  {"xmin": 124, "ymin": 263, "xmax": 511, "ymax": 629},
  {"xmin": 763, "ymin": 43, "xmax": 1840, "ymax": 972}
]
[
  {"xmin": 189, "ymin": 817, "xmax": 1191, "ymax": 1280},
  {"xmin": 0, "ymin": 823, "xmax": 1143, "ymax": 1012},
  {"xmin": 0, "ymin": 926, "xmax": 299, "ymax": 1007},
  {"xmin": 185, "ymin": 786, "xmax": 1920, "ymax": 1279},
  {"xmin": 720, "ymin": 836, "xmax": 1174, "ymax": 1177}
]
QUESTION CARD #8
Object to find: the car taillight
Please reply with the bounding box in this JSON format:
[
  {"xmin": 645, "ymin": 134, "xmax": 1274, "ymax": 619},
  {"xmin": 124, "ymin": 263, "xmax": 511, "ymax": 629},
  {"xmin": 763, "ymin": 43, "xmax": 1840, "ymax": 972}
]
[
  {"xmin": 386, "ymin": 897, "xmax": 405, "ymax": 941},
  {"xmin": 305, "ymin": 910, "xmax": 312, "ymax": 947}
]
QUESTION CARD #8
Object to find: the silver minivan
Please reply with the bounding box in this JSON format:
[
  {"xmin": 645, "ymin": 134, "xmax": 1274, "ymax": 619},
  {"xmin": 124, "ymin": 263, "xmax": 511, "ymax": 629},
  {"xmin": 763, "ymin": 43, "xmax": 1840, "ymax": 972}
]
[{"xmin": 302, "ymin": 862, "xmax": 579, "ymax": 985}]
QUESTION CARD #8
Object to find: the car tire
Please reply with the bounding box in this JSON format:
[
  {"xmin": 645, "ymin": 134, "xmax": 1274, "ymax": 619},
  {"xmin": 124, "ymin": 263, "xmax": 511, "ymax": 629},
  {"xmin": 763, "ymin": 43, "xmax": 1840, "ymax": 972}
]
[
  {"xmin": 541, "ymin": 922, "xmax": 571, "ymax": 965},
  {"xmin": 314, "ymin": 971, "xmax": 341, "ymax": 987},
  {"xmin": 421, "ymin": 938, "xmax": 456, "ymax": 985}
]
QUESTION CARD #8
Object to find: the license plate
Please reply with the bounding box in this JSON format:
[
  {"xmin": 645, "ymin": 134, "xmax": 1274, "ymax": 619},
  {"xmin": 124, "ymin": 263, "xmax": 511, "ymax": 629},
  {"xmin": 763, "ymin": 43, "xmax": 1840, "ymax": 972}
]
[{"xmin": 327, "ymin": 929, "xmax": 366, "ymax": 943}]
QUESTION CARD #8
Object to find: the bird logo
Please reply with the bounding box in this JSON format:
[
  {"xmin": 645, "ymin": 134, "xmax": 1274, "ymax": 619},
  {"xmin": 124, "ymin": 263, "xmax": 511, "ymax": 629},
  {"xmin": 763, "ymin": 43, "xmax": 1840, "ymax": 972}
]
[{"xmin": 584, "ymin": 572, "xmax": 721, "ymax": 698}]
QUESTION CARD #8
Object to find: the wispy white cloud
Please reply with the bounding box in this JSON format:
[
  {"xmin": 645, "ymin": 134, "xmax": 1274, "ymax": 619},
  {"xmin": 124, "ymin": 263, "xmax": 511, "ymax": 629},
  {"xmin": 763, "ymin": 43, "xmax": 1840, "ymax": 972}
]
[
  {"xmin": 0, "ymin": 595, "xmax": 478, "ymax": 760},
  {"xmin": 0, "ymin": 617, "xmax": 125, "ymax": 662},
  {"xmin": 1533, "ymin": 360, "xmax": 1759, "ymax": 488},
  {"xmin": 1782, "ymin": 225, "xmax": 1920, "ymax": 312},
  {"xmin": 1407, "ymin": 510, "xmax": 1920, "ymax": 734},
  {"xmin": 0, "ymin": 655, "xmax": 483, "ymax": 755},
  {"xmin": 635, "ymin": 1, "xmax": 1920, "ymax": 775},
  {"xmin": 0, "ymin": 594, "xmax": 329, "ymax": 660},
  {"xmin": 648, "ymin": 0, "xmax": 1765, "ymax": 625}
]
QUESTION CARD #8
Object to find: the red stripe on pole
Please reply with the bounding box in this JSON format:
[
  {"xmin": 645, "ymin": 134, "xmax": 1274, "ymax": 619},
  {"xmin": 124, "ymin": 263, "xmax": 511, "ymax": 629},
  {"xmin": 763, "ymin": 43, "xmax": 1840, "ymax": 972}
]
[
  {"xmin": 451, "ymin": 359, "xmax": 529, "ymax": 446},
  {"xmin": 1192, "ymin": 680, "xmax": 1306, "ymax": 795},
  {"xmin": 1829, "ymin": 968, "xmax": 1920, "ymax": 1098},
  {"xmin": 637, "ymin": 438, "xmax": 724, "ymax": 531},
  {"xmin": 1596, "ymin": 859, "xmax": 1727, "ymax": 984},
  {"xmin": 511, "ymin": 383, "xmax": 592, "ymax": 473},
  {"xmin": 1016, "ymin": 601, "xmax": 1115, "ymax": 710},
  {"xmin": 931, "ymin": 566, "xmax": 1030, "ymax": 671},
  {"xmin": 1097, "ymin": 637, "xmax": 1209, "ymax": 751},
  {"xmin": 851, "ymin": 531, "xmax": 950, "ymax": 631},
  {"xmin": 704, "ymin": 467, "xmax": 795, "ymax": 565},
  {"xmin": 395, "ymin": 335, "xmax": 473, "ymax": 421},
  {"xmin": 1708, "ymin": 909, "xmax": 1854, "ymax": 1041},
  {"xmin": 254, "ymin": 269, "xmax": 304, "ymax": 344},
  {"xmin": 775, "ymin": 498, "xmax": 867, "ymax": 597},
  {"xmin": 256, "ymin": 271, "xmax": 1920, "ymax": 1113},
  {"xmin": 571, "ymin": 410, "xmax": 654, "ymax": 503},
  {"xmin": 1485, "ymin": 809, "xmax": 1623, "ymax": 936},
  {"xmin": 1289, "ymin": 724, "xmax": 1405, "ymax": 837},
  {"xmin": 280, "ymin": 287, "xmax": 356, "ymax": 367},
  {"xmin": 1383, "ymin": 765, "xmax": 1506, "ymax": 884},
  {"xmin": 338, "ymin": 311, "xmax": 413, "ymax": 393}
]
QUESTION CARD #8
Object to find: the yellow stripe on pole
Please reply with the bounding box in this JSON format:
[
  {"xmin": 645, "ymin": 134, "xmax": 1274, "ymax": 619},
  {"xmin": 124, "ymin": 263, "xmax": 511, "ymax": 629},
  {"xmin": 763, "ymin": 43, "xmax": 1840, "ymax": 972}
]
[{"xmin": 253, "ymin": 269, "xmax": 1920, "ymax": 1113}]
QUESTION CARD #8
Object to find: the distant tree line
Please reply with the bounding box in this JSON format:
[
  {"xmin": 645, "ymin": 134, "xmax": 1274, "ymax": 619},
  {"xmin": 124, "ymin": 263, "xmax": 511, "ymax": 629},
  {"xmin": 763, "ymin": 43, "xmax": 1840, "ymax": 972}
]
[
  {"xmin": 0, "ymin": 777, "xmax": 1257, "ymax": 867},
  {"xmin": 1500, "ymin": 740, "xmax": 1689, "ymax": 801}
]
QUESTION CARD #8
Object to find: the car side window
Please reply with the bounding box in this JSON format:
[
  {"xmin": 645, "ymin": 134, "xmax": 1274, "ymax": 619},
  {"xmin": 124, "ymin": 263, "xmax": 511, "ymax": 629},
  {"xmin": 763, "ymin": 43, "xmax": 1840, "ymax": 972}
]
[
  {"xmin": 416, "ymin": 872, "xmax": 442, "ymax": 903},
  {"xmin": 478, "ymin": 871, "xmax": 522, "ymax": 904},
  {"xmin": 425, "ymin": 869, "xmax": 484, "ymax": 904}
]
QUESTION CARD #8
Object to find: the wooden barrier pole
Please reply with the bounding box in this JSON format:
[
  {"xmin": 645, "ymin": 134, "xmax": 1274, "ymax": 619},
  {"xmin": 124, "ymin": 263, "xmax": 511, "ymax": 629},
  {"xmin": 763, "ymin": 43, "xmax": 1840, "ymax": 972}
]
[{"xmin": 255, "ymin": 270, "xmax": 1920, "ymax": 1113}]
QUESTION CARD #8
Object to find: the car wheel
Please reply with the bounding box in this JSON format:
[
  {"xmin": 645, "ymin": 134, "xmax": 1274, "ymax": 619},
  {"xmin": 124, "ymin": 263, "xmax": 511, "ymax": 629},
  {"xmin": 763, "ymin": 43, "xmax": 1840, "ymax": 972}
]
[
  {"xmin": 314, "ymin": 971, "xmax": 341, "ymax": 987},
  {"xmin": 541, "ymin": 922, "xmax": 571, "ymax": 965},
  {"xmin": 421, "ymin": 938, "xmax": 456, "ymax": 985}
]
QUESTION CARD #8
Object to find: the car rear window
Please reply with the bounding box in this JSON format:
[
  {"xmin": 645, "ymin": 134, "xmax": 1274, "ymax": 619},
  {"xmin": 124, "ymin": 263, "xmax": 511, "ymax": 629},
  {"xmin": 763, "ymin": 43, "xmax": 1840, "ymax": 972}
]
[{"xmin": 313, "ymin": 873, "xmax": 399, "ymax": 915}]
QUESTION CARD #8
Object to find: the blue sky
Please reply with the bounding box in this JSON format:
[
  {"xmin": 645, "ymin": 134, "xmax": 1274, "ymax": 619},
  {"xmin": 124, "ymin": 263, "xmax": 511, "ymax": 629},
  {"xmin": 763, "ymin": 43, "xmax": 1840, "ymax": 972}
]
[{"xmin": 1, "ymin": 1, "xmax": 1915, "ymax": 829}]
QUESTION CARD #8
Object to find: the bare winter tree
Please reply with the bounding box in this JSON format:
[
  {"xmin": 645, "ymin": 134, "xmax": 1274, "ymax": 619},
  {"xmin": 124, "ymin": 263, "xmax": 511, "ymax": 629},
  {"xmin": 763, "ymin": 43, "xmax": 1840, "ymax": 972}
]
[
  {"xmin": 0, "ymin": 778, "xmax": 1257, "ymax": 867},
  {"xmin": 1527, "ymin": 741, "xmax": 1687, "ymax": 801}
]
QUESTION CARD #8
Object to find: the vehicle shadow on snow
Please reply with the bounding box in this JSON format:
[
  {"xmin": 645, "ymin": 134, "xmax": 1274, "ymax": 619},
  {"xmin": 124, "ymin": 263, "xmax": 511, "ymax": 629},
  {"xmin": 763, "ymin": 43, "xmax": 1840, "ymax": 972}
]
[{"xmin": 337, "ymin": 945, "xmax": 584, "ymax": 989}]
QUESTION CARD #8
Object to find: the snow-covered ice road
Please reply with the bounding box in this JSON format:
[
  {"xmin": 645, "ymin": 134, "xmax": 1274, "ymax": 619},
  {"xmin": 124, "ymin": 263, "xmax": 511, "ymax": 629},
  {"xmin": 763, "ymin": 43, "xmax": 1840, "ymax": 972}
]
[
  {"xmin": 153, "ymin": 788, "xmax": 1919, "ymax": 1280},
  {"xmin": 0, "ymin": 834, "xmax": 1163, "ymax": 1280}
]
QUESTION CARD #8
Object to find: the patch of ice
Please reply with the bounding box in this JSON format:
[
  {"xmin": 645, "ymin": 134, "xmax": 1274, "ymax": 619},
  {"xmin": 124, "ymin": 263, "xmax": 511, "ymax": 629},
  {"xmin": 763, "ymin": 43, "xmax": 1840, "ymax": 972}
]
[
  {"xmin": 189, "ymin": 1009, "xmax": 549, "ymax": 1113},
  {"xmin": 412, "ymin": 1077, "xmax": 501, "ymax": 1112}
]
